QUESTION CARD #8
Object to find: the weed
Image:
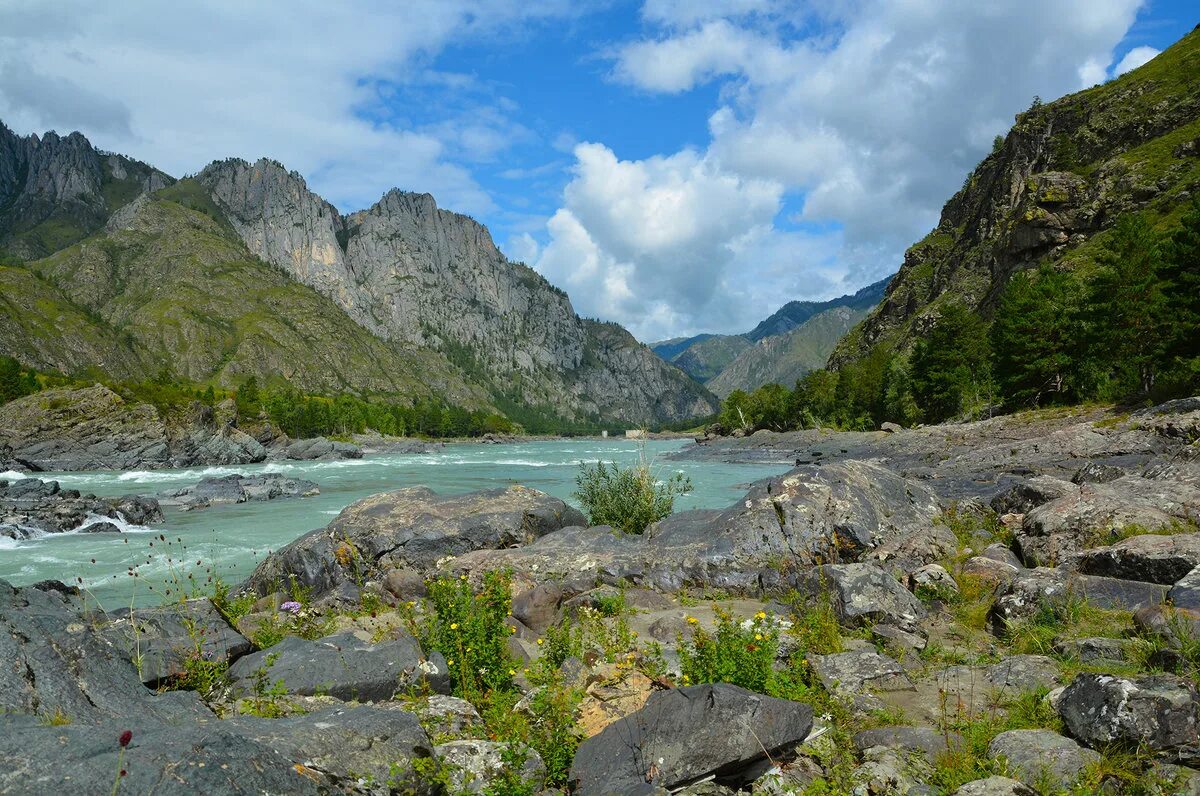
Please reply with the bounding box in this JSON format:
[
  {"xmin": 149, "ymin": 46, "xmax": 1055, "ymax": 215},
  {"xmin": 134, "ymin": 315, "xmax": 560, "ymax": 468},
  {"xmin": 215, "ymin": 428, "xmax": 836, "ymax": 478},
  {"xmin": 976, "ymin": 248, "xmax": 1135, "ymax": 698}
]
[
  {"xmin": 422, "ymin": 572, "xmax": 516, "ymax": 700},
  {"xmin": 680, "ymin": 608, "xmax": 779, "ymax": 692}
]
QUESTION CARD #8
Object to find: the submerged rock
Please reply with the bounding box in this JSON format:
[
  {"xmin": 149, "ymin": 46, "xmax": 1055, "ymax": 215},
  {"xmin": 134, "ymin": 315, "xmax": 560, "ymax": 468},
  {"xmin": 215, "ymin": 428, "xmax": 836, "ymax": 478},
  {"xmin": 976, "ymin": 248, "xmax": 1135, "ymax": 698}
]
[
  {"xmin": 166, "ymin": 472, "xmax": 319, "ymax": 511},
  {"xmin": 281, "ymin": 437, "xmax": 362, "ymax": 461},
  {"xmin": 0, "ymin": 476, "xmax": 161, "ymax": 539}
]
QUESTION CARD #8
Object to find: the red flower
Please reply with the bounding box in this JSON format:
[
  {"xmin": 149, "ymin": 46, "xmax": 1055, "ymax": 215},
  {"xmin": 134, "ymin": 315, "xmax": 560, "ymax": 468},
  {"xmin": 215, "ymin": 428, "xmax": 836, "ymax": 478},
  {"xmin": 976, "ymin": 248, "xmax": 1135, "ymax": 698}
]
[{"xmin": 119, "ymin": 730, "xmax": 133, "ymax": 748}]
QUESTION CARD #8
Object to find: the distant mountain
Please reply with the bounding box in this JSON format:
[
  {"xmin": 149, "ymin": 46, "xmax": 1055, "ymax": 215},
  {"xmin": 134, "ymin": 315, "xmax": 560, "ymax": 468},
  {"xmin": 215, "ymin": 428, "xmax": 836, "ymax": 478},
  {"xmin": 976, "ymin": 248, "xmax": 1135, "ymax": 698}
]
[
  {"xmin": 0, "ymin": 124, "xmax": 718, "ymax": 427},
  {"xmin": 651, "ymin": 276, "xmax": 893, "ymax": 391},
  {"xmin": 745, "ymin": 276, "xmax": 890, "ymax": 342}
]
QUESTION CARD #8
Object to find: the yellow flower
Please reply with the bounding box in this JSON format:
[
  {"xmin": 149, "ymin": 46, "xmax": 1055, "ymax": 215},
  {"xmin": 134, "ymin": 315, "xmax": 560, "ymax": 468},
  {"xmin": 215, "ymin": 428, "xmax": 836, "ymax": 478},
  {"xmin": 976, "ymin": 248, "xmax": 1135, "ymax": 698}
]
[
  {"xmin": 508, "ymin": 669, "xmax": 516, "ymax": 677},
  {"xmin": 536, "ymin": 638, "xmax": 544, "ymax": 645},
  {"xmin": 448, "ymin": 659, "xmax": 454, "ymax": 666},
  {"xmin": 450, "ymin": 623, "xmax": 458, "ymax": 630},
  {"xmin": 754, "ymin": 633, "xmax": 763, "ymax": 641},
  {"xmin": 681, "ymin": 675, "xmax": 690, "ymax": 684},
  {"xmin": 686, "ymin": 616, "xmax": 699, "ymax": 625},
  {"xmin": 509, "ymin": 626, "xmax": 516, "ymax": 634},
  {"xmin": 459, "ymin": 574, "xmax": 468, "ymax": 580},
  {"xmin": 754, "ymin": 611, "xmax": 767, "ymax": 621}
]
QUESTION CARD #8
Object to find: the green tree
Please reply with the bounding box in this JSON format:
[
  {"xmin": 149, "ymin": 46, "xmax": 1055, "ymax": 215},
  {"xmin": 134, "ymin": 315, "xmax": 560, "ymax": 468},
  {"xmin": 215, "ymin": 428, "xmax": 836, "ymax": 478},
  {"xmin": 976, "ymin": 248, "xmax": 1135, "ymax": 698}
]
[
  {"xmin": 236, "ymin": 376, "xmax": 262, "ymax": 416},
  {"xmin": 0, "ymin": 356, "xmax": 25, "ymax": 403},
  {"xmin": 991, "ymin": 265, "xmax": 1082, "ymax": 408},
  {"xmin": 789, "ymin": 369, "xmax": 838, "ymax": 427},
  {"xmin": 911, "ymin": 303, "xmax": 993, "ymax": 423},
  {"xmin": 1159, "ymin": 197, "xmax": 1200, "ymax": 392},
  {"xmin": 1085, "ymin": 214, "xmax": 1169, "ymax": 397},
  {"xmin": 719, "ymin": 389, "xmax": 753, "ymax": 432},
  {"xmin": 747, "ymin": 383, "xmax": 790, "ymax": 431},
  {"xmin": 881, "ymin": 355, "xmax": 921, "ymax": 426}
]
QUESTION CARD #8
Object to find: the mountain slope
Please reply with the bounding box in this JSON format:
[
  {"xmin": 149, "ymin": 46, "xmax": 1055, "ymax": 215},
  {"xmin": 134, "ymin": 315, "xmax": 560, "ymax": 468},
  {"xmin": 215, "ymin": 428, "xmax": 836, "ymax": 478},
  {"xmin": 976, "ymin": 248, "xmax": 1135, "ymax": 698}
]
[
  {"xmin": 831, "ymin": 27, "xmax": 1200, "ymax": 369},
  {"xmin": 651, "ymin": 334, "xmax": 716, "ymax": 362},
  {"xmin": 707, "ymin": 305, "xmax": 868, "ymax": 397},
  {"xmin": 671, "ymin": 335, "xmax": 753, "ymax": 382},
  {"xmin": 746, "ymin": 276, "xmax": 890, "ymax": 342},
  {"xmin": 197, "ymin": 158, "xmax": 716, "ymax": 424}
]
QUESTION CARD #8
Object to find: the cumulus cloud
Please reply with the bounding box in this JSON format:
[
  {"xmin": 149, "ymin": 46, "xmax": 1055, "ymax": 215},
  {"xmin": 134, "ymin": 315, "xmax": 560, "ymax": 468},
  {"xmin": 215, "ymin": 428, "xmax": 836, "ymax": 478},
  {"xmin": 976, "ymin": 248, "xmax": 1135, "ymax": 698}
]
[
  {"xmin": 0, "ymin": 0, "xmax": 582, "ymax": 213},
  {"xmin": 1113, "ymin": 45, "xmax": 1160, "ymax": 75},
  {"xmin": 533, "ymin": 0, "xmax": 1150, "ymax": 339}
]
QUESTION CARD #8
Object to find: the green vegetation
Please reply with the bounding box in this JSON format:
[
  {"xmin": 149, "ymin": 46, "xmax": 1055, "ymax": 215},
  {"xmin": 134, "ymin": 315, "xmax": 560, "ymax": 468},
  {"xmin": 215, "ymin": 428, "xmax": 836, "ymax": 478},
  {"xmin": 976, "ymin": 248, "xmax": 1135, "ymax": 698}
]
[
  {"xmin": 0, "ymin": 355, "xmax": 38, "ymax": 404},
  {"xmin": 421, "ymin": 572, "xmax": 517, "ymax": 700},
  {"xmin": 718, "ymin": 200, "xmax": 1200, "ymax": 432},
  {"xmin": 573, "ymin": 456, "xmax": 692, "ymax": 534}
]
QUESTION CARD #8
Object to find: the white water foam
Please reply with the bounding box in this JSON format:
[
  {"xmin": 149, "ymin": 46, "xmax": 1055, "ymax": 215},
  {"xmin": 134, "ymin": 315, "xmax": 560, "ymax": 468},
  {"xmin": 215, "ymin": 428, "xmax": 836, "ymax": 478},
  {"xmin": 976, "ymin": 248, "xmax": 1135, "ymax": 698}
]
[
  {"xmin": 70, "ymin": 513, "xmax": 156, "ymax": 535},
  {"xmin": 0, "ymin": 470, "xmax": 32, "ymax": 481}
]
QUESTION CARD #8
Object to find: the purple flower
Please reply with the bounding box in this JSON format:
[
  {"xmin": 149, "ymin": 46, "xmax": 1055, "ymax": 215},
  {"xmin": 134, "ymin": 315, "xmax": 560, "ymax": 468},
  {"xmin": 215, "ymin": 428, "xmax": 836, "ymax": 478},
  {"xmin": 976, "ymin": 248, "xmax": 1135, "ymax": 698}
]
[{"xmin": 280, "ymin": 601, "xmax": 302, "ymax": 615}]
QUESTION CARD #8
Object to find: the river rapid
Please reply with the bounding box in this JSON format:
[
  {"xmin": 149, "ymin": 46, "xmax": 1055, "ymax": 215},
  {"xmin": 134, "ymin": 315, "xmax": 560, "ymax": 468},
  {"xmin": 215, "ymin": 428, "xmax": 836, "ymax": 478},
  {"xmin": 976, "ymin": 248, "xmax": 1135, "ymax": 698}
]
[{"xmin": 0, "ymin": 439, "xmax": 790, "ymax": 608}]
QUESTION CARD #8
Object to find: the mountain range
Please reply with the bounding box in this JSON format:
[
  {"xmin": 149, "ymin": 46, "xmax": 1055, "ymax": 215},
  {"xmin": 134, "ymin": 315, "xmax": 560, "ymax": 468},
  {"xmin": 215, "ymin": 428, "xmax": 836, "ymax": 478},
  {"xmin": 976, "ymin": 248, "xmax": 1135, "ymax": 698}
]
[
  {"xmin": 651, "ymin": 277, "xmax": 890, "ymax": 396},
  {"xmin": 0, "ymin": 127, "xmax": 718, "ymax": 428}
]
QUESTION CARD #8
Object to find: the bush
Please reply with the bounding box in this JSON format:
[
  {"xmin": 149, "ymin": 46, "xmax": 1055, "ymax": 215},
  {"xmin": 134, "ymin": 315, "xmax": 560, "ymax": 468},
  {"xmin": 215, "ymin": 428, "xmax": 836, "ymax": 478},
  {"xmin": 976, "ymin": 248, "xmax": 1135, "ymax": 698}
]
[
  {"xmin": 573, "ymin": 458, "xmax": 692, "ymax": 535},
  {"xmin": 421, "ymin": 572, "xmax": 516, "ymax": 700},
  {"xmin": 679, "ymin": 608, "xmax": 779, "ymax": 692}
]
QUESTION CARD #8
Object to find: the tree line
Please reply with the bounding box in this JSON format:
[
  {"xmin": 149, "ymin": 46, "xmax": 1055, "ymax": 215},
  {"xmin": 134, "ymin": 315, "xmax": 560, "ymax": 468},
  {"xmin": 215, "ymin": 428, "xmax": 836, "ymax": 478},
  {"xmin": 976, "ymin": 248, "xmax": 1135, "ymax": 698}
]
[{"xmin": 719, "ymin": 201, "xmax": 1200, "ymax": 433}]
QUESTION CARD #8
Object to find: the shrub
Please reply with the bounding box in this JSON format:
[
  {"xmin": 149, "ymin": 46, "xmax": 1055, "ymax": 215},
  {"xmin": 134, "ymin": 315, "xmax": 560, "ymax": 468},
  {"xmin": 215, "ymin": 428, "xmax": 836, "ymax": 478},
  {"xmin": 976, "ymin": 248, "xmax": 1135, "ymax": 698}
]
[
  {"xmin": 573, "ymin": 457, "xmax": 692, "ymax": 535},
  {"xmin": 679, "ymin": 609, "xmax": 779, "ymax": 693},
  {"xmin": 421, "ymin": 572, "xmax": 516, "ymax": 700}
]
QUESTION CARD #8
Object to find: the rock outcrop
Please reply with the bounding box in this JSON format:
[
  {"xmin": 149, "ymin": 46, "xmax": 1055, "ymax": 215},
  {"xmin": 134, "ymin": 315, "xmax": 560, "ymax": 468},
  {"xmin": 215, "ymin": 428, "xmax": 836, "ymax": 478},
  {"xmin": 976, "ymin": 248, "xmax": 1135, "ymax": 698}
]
[
  {"xmin": 197, "ymin": 158, "xmax": 716, "ymax": 426},
  {"xmin": 0, "ymin": 476, "xmax": 161, "ymax": 539},
  {"xmin": 165, "ymin": 473, "xmax": 319, "ymax": 511}
]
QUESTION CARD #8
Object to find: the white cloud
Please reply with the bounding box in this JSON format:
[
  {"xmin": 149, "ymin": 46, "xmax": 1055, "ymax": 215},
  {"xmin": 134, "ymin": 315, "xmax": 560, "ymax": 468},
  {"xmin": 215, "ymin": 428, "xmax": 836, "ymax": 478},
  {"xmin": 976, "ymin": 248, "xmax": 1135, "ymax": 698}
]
[
  {"xmin": 505, "ymin": 232, "xmax": 541, "ymax": 264},
  {"xmin": 0, "ymin": 1, "xmax": 581, "ymax": 213},
  {"xmin": 538, "ymin": 0, "xmax": 1147, "ymax": 339},
  {"xmin": 1113, "ymin": 45, "xmax": 1160, "ymax": 75}
]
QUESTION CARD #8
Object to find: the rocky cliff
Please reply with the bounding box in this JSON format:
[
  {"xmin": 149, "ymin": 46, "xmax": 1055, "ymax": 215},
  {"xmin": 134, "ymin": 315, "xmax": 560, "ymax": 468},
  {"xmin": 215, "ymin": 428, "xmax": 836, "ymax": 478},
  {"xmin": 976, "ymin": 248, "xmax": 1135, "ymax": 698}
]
[
  {"xmin": 0, "ymin": 123, "xmax": 170, "ymax": 260},
  {"xmin": 197, "ymin": 159, "xmax": 715, "ymax": 424},
  {"xmin": 831, "ymin": 28, "xmax": 1200, "ymax": 368}
]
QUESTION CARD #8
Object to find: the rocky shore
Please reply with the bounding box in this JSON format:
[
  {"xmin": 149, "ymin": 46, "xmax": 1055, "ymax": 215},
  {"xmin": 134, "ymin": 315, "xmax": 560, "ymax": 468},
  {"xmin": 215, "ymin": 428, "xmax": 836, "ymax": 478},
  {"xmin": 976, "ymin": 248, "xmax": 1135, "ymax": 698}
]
[
  {"xmin": 0, "ymin": 477, "xmax": 161, "ymax": 539},
  {"xmin": 1, "ymin": 397, "xmax": 1198, "ymax": 793}
]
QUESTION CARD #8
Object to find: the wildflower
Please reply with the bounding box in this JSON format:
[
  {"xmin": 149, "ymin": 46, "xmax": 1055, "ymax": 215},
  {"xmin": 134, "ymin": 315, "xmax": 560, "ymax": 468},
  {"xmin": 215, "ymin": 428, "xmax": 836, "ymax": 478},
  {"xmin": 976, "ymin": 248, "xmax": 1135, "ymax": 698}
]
[
  {"xmin": 508, "ymin": 669, "xmax": 516, "ymax": 677},
  {"xmin": 754, "ymin": 633, "xmax": 763, "ymax": 641},
  {"xmin": 448, "ymin": 659, "xmax": 454, "ymax": 666},
  {"xmin": 450, "ymin": 623, "xmax": 458, "ymax": 630},
  {"xmin": 119, "ymin": 730, "xmax": 133, "ymax": 748},
  {"xmin": 754, "ymin": 611, "xmax": 767, "ymax": 621},
  {"xmin": 509, "ymin": 626, "xmax": 516, "ymax": 634},
  {"xmin": 681, "ymin": 675, "xmax": 690, "ymax": 684},
  {"xmin": 686, "ymin": 616, "xmax": 699, "ymax": 625},
  {"xmin": 280, "ymin": 601, "xmax": 302, "ymax": 615},
  {"xmin": 536, "ymin": 638, "xmax": 544, "ymax": 645},
  {"xmin": 460, "ymin": 574, "xmax": 467, "ymax": 581}
]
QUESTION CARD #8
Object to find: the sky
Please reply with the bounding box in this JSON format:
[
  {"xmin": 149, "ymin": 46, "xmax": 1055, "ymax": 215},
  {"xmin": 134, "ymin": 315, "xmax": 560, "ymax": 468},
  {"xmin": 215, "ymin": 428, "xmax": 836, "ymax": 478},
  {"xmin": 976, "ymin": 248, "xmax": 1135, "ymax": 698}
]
[{"xmin": 0, "ymin": 0, "xmax": 1195, "ymax": 342}]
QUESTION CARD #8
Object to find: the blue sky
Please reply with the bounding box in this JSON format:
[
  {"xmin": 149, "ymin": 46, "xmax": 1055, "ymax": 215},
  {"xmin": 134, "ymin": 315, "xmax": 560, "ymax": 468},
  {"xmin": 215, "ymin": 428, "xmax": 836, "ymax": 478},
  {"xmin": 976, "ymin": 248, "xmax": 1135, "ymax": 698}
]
[{"xmin": 0, "ymin": 0, "xmax": 1195, "ymax": 340}]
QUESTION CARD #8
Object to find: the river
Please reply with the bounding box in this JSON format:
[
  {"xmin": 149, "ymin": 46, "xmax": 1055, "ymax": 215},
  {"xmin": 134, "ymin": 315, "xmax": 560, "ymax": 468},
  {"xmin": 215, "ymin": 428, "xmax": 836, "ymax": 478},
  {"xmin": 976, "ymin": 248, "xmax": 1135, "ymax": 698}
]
[{"xmin": 0, "ymin": 439, "xmax": 790, "ymax": 608}]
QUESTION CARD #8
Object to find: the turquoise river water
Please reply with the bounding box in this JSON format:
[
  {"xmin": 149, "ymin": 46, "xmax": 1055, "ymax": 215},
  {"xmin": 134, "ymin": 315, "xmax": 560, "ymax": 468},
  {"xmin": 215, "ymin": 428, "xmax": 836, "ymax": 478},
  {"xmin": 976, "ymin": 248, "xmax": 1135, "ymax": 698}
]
[{"xmin": 0, "ymin": 439, "xmax": 790, "ymax": 608}]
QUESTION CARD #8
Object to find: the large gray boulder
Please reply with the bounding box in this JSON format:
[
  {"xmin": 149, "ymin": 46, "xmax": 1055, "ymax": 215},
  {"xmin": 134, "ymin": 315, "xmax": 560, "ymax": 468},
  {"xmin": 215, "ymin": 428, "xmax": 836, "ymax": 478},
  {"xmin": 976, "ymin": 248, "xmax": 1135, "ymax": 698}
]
[
  {"xmin": 167, "ymin": 472, "xmax": 319, "ymax": 511},
  {"xmin": 226, "ymin": 704, "xmax": 437, "ymax": 793},
  {"xmin": 987, "ymin": 729, "xmax": 1099, "ymax": 788},
  {"xmin": 1057, "ymin": 673, "xmax": 1200, "ymax": 753},
  {"xmin": 107, "ymin": 597, "xmax": 252, "ymax": 686},
  {"xmin": 282, "ymin": 437, "xmax": 362, "ymax": 460},
  {"xmin": 795, "ymin": 563, "xmax": 926, "ymax": 630},
  {"xmin": 227, "ymin": 631, "xmax": 447, "ymax": 702},
  {"xmin": 1074, "ymin": 533, "xmax": 1200, "ymax": 585},
  {"xmin": 569, "ymin": 683, "xmax": 813, "ymax": 795},
  {"xmin": 450, "ymin": 462, "xmax": 940, "ymax": 595},
  {"xmin": 241, "ymin": 485, "xmax": 585, "ymax": 600}
]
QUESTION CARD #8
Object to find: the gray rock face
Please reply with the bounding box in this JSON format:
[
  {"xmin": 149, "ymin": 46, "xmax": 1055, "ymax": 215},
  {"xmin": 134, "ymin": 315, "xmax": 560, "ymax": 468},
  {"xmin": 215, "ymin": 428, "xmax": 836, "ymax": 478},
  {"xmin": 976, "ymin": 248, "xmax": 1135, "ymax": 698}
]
[
  {"xmin": 241, "ymin": 485, "xmax": 586, "ymax": 600},
  {"xmin": 449, "ymin": 462, "xmax": 941, "ymax": 595},
  {"xmin": 435, "ymin": 740, "xmax": 546, "ymax": 794},
  {"xmin": 107, "ymin": 598, "xmax": 252, "ymax": 686},
  {"xmin": 1074, "ymin": 533, "xmax": 1200, "ymax": 585},
  {"xmin": 0, "ymin": 715, "xmax": 322, "ymax": 796},
  {"xmin": 227, "ymin": 704, "xmax": 437, "ymax": 793},
  {"xmin": 1058, "ymin": 673, "xmax": 1200, "ymax": 753},
  {"xmin": 0, "ymin": 385, "xmax": 267, "ymax": 471},
  {"xmin": 227, "ymin": 631, "xmax": 447, "ymax": 702},
  {"xmin": 167, "ymin": 472, "xmax": 319, "ymax": 511},
  {"xmin": 797, "ymin": 563, "xmax": 927, "ymax": 630},
  {"xmin": 987, "ymin": 729, "xmax": 1099, "ymax": 788},
  {"xmin": 0, "ymin": 476, "xmax": 162, "ymax": 539},
  {"xmin": 197, "ymin": 158, "xmax": 717, "ymax": 426},
  {"xmin": 282, "ymin": 436, "xmax": 362, "ymax": 461},
  {"xmin": 569, "ymin": 683, "xmax": 813, "ymax": 795}
]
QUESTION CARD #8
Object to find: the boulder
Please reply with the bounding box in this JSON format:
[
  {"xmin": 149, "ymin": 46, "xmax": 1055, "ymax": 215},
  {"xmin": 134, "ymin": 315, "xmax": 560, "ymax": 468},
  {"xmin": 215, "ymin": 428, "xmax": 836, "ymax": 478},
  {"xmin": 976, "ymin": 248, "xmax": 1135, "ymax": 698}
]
[
  {"xmin": 449, "ymin": 462, "xmax": 940, "ymax": 595},
  {"xmin": 167, "ymin": 473, "xmax": 319, "ymax": 510},
  {"xmin": 1050, "ymin": 636, "xmax": 1128, "ymax": 663},
  {"xmin": 0, "ymin": 477, "xmax": 162, "ymax": 538},
  {"xmin": 853, "ymin": 725, "xmax": 962, "ymax": 760},
  {"xmin": 987, "ymin": 729, "xmax": 1099, "ymax": 788},
  {"xmin": 435, "ymin": 740, "xmax": 546, "ymax": 794},
  {"xmin": 241, "ymin": 486, "xmax": 585, "ymax": 600},
  {"xmin": 108, "ymin": 597, "xmax": 253, "ymax": 686},
  {"xmin": 0, "ymin": 716, "xmax": 323, "ymax": 795},
  {"xmin": 990, "ymin": 475, "xmax": 1077, "ymax": 515},
  {"xmin": 228, "ymin": 631, "xmax": 448, "ymax": 702},
  {"xmin": 283, "ymin": 437, "xmax": 362, "ymax": 460},
  {"xmin": 807, "ymin": 649, "xmax": 913, "ymax": 696},
  {"xmin": 1074, "ymin": 533, "xmax": 1200, "ymax": 585},
  {"xmin": 226, "ymin": 704, "xmax": 436, "ymax": 793},
  {"xmin": 1072, "ymin": 462, "xmax": 1124, "ymax": 484},
  {"xmin": 569, "ymin": 683, "xmax": 813, "ymax": 795},
  {"xmin": 1057, "ymin": 673, "xmax": 1200, "ymax": 753},
  {"xmin": 1172, "ymin": 565, "xmax": 1200, "ymax": 611},
  {"xmin": 952, "ymin": 776, "xmax": 1036, "ymax": 796},
  {"xmin": 797, "ymin": 563, "xmax": 927, "ymax": 630}
]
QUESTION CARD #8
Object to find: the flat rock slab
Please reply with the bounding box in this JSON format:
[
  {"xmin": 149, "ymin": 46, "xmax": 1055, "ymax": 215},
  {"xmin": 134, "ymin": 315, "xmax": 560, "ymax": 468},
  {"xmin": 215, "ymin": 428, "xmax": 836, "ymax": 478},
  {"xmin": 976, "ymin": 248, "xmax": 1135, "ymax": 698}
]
[
  {"xmin": 0, "ymin": 715, "xmax": 323, "ymax": 796},
  {"xmin": 853, "ymin": 725, "xmax": 963, "ymax": 760},
  {"xmin": 569, "ymin": 683, "xmax": 813, "ymax": 795},
  {"xmin": 228, "ymin": 631, "xmax": 447, "ymax": 702},
  {"xmin": 108, "ymin": 597, "xmax": 252, "ymax": 685},
  {"xmin": 226, "ymin": 703, "xmax": 435, "ymax": 791},
  {"xmin": 808, "ymin": 650, "xmax": 913, "ymax": 695},
  {"xmin": 952, "ymin": 776, "xmax": 1036, "ymax": 795},
  {"xmin": 988, "ymin": 729, "xmax": 1099, "ymax": 788}
]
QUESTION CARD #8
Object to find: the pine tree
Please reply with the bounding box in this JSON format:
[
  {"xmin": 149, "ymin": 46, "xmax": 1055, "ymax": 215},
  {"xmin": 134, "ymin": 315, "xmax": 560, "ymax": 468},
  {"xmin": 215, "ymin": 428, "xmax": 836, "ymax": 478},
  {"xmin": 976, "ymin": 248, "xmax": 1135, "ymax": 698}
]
[
  {"xmin": 911, "ymin": 303, "xmax": 993, "ymax": 422},
  {"xmin": 1159, "ymin": 197, "xmax": 1200, "ymax": 391},
  {"xmin": 0, "ymin": 356, "xmax": 23, "ymax": 404},
  {"xmin": 1085, "ymin": 214, "xmax": 1169, "ymax": 397},
  {"xmin": 991, "ymin": 265, "xmax": 1081, "ymax": 408},
  {"xmin": 881, "ymin": 355, "xmax": 921, "ymax": 426}
]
